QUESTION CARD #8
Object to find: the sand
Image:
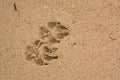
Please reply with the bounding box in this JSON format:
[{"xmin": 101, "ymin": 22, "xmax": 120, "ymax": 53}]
[{"xmin": 0, "ymin": 0, "xmax": 120, "ymax": 80}]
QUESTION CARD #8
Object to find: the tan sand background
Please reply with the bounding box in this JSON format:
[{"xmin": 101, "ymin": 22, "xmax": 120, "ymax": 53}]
[{"xmin": 0, "ymin": 0, "xmax": 120, "ymax": 80}]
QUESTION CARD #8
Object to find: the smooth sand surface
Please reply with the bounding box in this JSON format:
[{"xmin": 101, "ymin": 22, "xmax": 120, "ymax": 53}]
[{"xmin": 0, "ymin": 0, "xmax": 120, "ymax": 80}]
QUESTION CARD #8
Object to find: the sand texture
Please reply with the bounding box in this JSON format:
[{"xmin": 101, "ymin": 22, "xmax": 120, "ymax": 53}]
[{"xmin": 0, "ymin": 0, "xmax": 120, "ymax": 80}]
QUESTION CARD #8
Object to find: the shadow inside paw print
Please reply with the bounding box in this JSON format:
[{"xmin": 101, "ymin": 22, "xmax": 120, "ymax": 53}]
[
  {"xmin": 44, "ymin": 54, "xmax": 58, "ymax": 61},
  {"xmin": 25, "ymin": 22, "xmax": 70, "ymax": 66},
  {"xmin": 47, "ymin": 22, "xmax": 61, "ymax": 29},
  {"xmin": 35, "ymin": 58, "xmax": 49, "ymax": 65},
  {"xmin": 25, "ymin": 40, "xmax": 43, "ymax": 61},
  {"xmin": 43, "ymin": 46, "xmax": 58, "ymax": 53},
  {"xmin": 39, "ymin": 27, "xmax": 51, "ymax": 39}
]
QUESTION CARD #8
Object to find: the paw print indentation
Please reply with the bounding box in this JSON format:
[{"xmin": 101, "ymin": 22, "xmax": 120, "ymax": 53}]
[{"xmin": 25, "ymin": 22, "xmax": 70, "ymax": 66}]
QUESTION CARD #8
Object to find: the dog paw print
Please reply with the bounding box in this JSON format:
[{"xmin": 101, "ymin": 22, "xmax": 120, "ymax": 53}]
[{"xmin": 25, "ymin": 22, "xmax": 70, "ymax": 66}]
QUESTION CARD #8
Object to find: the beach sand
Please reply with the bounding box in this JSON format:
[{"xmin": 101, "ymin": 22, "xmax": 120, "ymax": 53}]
[{"xmin": 0, "ymin": 0, "xmax": 120, "ymax": 80}]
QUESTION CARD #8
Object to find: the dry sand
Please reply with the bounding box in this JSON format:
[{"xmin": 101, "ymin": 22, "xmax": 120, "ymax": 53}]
[{"xmin": 0, "ymin": 0, "xmax": 120, "ymax": 80}]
